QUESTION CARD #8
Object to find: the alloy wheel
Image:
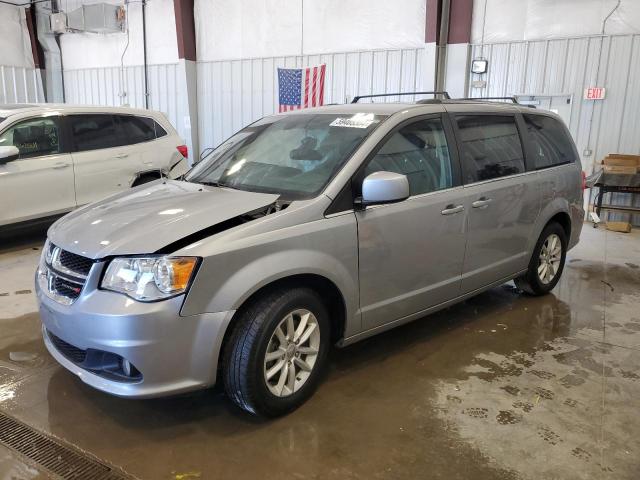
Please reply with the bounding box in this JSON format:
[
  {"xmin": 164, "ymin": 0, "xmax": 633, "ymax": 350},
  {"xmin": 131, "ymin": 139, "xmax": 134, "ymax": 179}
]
[
  {"xmin": 263, "ymin": 309, "xmax": 321, "ymax": 397},
  {"xmin": 538, "ymin": 233, "xmax": 562, "ymax": 284}
]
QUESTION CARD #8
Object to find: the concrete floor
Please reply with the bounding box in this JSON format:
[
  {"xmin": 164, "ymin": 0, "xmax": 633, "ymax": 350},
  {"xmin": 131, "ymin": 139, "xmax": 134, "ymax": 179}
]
[{"xmin": 0, "ymin": 224, "xmax": 639, "ymax": 480}]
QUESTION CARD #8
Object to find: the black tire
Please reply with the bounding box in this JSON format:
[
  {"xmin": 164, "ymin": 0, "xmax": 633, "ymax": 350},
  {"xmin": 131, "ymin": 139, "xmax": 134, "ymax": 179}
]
[
  {"xmin": 131, "ymin": 173, "xmax": 160, "ymax": 187},
  {"xmin": 222, "ymin": 287, "xmax": 330, "ymax": 417},
  {"xmin": 515, "ymin": 222, "xmax": 567, "ymax": 296}
]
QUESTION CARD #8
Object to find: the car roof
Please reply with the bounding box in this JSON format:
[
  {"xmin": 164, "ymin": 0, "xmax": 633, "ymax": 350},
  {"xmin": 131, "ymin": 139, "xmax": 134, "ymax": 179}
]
[
  {"xmin": 277, "ymin": 100, "xmax": 543, "ymax": 117},
  {"xmin": 0, "ymin": 103, "xmax": 160, "ymax": 119}
]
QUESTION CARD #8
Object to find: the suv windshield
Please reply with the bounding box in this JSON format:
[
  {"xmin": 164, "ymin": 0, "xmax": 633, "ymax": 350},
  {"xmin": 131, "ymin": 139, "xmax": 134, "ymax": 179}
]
[{"xmin": 186, "ymin": 113, "xmax": 387, "ymax": 199}]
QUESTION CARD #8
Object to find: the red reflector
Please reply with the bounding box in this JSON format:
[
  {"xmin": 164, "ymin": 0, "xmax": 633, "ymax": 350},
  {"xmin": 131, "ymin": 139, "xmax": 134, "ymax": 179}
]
[
  {"xmin": 177, "ymin": 145, "xmax": 188, "ymax": 159},
  {"xmin": 581, "ymin": 171, "xmax": 586, "ymax": 190}
]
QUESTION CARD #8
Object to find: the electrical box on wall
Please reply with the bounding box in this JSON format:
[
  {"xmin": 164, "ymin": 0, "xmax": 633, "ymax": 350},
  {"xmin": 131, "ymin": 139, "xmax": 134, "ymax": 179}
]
[{"xmin": 50, "ymin": 12, "xmax": 67, "ymax": 34}]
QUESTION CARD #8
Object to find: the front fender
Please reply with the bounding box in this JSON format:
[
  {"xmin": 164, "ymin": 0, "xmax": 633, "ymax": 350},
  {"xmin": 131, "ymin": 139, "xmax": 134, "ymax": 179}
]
[
  {"xmin": 180, "ymin": 213, "xmax": 360, "ymax": 337},
  {"xmin": 208, "ymin": 249, "xmax": 355, "ymax": 317}
]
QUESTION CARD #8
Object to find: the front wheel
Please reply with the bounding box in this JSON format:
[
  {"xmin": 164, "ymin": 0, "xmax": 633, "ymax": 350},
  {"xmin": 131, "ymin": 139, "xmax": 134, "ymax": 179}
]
[
  {"xmin": 222, "ymin": 287, "xmax": 330, "ymax": 417},
  {"xmin": 515, "ymin": 222, "xmax": 567, "ymax": 296}
]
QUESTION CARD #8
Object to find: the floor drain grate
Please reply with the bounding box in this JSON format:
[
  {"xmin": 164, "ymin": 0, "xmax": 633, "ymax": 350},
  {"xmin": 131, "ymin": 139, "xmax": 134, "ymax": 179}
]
[{"xmin": 0, "ymin": 411, "xmax": 134, "ymax": 480}]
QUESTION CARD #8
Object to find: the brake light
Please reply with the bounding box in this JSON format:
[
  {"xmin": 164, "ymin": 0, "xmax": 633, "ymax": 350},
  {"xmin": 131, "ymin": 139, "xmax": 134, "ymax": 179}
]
[
  {"xmin": 177, "ymin": 145, "xmax": 188, "ymax": 159},
  {"xmin": 581, "ymin": 171, "xmax": 586, "ymax": 191}
]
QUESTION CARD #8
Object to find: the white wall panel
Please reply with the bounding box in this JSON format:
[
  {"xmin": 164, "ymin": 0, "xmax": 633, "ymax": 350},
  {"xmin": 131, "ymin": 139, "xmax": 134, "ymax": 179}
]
[
  {"xmin": 195, "ymin": 0, "xmax": 426, "ymax": 62},
  {"xmin": 197, "ymin": 47, "xmax": 429, "ymax": 152},
  {"xmin": 0, "ymin": 4, "xmax": 34, "ymax": 69},
  {"xmin": 471, "ymin": 0, "xmax": 640, "ymax": 44},
  {"xmin": 0, "ymin": 66, "xmax": 44, "ymax": 103},
  {"xmin": 60, "ymin": 0, "xmax": 178, "ymax": 70},
  {"xmin": 470, "ymin": 34, "xmax": 640, "ymax": 224}
]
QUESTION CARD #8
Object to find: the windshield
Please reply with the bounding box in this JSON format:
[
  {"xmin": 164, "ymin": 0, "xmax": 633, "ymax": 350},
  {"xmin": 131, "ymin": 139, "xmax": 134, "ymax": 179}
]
[{"xmin": 186, "ymin": 113, "xmax": 387, "ymax": 199}]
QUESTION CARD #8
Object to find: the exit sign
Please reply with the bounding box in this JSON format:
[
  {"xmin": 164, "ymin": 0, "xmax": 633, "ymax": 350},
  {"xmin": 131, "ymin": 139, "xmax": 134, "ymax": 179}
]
[{"xmin": 584, "ymin": 87, "xmax": 606, "ymax": 100}]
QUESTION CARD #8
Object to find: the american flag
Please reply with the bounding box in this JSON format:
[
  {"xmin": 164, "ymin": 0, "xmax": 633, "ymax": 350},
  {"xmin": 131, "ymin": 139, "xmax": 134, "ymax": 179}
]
[{"xmin": 278, "ymin": 65, "xmax": 326, "ymax": 113}]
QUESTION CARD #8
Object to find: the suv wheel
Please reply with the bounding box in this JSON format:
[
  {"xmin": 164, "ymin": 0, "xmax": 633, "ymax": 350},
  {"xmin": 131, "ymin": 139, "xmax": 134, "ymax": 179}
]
[
  {"xmin": 222, "ymin": 287, "xmax": 330, "ymax": 417},
  {"xmin": 132, "ymin": 173, "xmax": 160, "ymax": 187},
  {"xmin": 515, "ymin": 222, "xmax": 567, "ymax": 296}
]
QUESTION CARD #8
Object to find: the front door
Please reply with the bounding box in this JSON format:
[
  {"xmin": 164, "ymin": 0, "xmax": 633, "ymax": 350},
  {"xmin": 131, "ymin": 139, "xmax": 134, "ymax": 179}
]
[
  {"xmin": 0, "ymin": 116, "xmax": 75, "ymax": 226},
  {"xmin": 356, "ymin": 115, "xmax": 467, "ymax": 330},
  {"xmin": 452, "ymin": 113, "xmax": 541, "ymax": 294}
]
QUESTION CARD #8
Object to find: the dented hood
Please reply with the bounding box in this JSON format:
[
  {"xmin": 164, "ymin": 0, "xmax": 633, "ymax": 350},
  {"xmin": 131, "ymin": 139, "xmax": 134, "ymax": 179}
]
[{"xmin": 48, "ymin": 180, "xmax": 279, "ymax": 259}]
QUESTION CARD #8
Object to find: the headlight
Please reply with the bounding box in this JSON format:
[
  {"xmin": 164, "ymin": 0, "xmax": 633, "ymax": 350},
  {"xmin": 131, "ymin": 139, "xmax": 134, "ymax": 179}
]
[
  {"xmin": 43, "ymin": 239, "xmax": 53, "ymax": 265},
  {"xmin": 101, "ymin": 256, "xmax": 199, "ymax": 301}
]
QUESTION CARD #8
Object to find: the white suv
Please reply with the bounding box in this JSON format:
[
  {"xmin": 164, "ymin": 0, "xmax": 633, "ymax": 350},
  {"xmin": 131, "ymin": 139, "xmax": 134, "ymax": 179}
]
[{"xmin": 0, "ymin": 104, "xmax": 189, "ymax": 229}]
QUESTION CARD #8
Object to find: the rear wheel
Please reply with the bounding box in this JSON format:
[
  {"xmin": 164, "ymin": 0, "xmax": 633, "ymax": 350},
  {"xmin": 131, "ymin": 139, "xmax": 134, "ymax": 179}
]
[
  {"xmin": 515, "ymin": 222, "xmax": 567, "ymax": 296},
  {"xmin": 131, "ymin": 173, "xmax": 160, "ymax": 187},
  {"xmin": 222, "ymin": 287, "xmax": 330, "ymax": 417}
]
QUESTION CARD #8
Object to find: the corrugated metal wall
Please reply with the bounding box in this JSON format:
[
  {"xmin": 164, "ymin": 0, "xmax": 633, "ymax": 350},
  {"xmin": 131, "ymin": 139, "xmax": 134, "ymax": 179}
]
[
  {"xmin": 469, "ymin": 34, "xmax": 640, "ymax": 224},
  {"xmin": 196, "ymin": 47, "xmax": 429, "ymax": 150},
  {"xmin": 0, "ymin": 66, "xmax": 45, "ymax": 103},
  {"xmin": 62, "ymin": 48, "xmax": 429, "ymax": 163},
  {"xmin": 63, "ymin": 63, "xmax": 191, "ymax": 151}
]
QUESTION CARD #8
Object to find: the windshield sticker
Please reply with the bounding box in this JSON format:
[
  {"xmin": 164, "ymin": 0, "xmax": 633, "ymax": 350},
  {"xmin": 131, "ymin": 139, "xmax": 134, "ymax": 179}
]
[{"xmin": 330, "ymin": 113, "xmax": 377, "ymax": 129}]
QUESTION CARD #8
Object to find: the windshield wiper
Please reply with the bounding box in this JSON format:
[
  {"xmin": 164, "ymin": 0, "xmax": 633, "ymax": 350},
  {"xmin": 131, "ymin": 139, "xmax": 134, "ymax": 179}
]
[{"xmin": 197, "ymin": 180, "xmax": 236, "ymax": 189}]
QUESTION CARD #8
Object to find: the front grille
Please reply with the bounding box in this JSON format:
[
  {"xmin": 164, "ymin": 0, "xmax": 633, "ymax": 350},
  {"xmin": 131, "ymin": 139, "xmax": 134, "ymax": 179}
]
[
  {"xmin": 59, "ymin": 249, "xmax": 94, "ymax": 276},
  {"xmin": 40, "ymin": 243, "xmax": 95, "ymax": 305},
  {"xmin": 53, "ymin": 276, "xmax": 83, "ymax": 299},
  {"xmin": 48, "ymin": 331, "xmax": 87, "ymax": 363}
]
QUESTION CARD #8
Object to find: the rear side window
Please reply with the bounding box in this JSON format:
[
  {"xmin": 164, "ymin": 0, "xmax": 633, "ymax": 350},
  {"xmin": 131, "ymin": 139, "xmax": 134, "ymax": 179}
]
[
  {"xmin": 455, "ymin": 115, "xmax": 525, "ymax": 183},
  {"xmin": 524, "ymin": 114, "xmax": 575, "ymax": 169},
  {"xmin": 116, "ymin": 115, "xmax": 155, "ymax": 144},
  {"xmin": 0, "ymin": 117, "xmax": 60, "ymax": 159},
  {"xmin": 364, "ymin": 117, "xmax": 454, "ymax": 196},
  {"xmin": 154, "ymin": 121, "xmax": 167, "ymax": 138},
  {"xmin": 69, "ymin": 115, "xmax": 126, "ymax": 152}
]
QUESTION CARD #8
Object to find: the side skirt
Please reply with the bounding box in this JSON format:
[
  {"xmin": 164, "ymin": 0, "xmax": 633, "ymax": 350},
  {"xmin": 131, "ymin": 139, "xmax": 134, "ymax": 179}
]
[{"xmin": 338, "ymin": 270, "xmax": 527, "ymax": 347}]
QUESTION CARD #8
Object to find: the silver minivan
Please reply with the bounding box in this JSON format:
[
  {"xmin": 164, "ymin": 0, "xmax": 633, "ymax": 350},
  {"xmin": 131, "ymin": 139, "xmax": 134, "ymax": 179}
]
[{"xmin": 36, "ymin": 99, "xmax": 584, "ymax": 416}]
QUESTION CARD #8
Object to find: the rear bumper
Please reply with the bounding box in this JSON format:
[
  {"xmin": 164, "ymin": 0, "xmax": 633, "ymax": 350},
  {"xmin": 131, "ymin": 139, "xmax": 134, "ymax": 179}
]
[{"xmin": 37, "ymin": 281, "xmax": 234, "ymax": 398}]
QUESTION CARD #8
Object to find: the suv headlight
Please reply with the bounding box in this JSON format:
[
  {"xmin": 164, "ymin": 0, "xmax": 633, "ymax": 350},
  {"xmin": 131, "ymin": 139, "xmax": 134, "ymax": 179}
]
[{"xmin": 101, "ymin": 256, "xmax": 199, "ymax": 301}]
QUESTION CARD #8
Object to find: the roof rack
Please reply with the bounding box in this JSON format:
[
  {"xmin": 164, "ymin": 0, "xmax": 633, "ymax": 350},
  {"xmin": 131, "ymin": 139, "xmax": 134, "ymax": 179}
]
[
  {"xmin": 459, "ymin": 96, "xmax": 519, "ymax": 103},
  {"xmin": 351, "ymin": 91, "xmax": 451, "ymax": 103}
]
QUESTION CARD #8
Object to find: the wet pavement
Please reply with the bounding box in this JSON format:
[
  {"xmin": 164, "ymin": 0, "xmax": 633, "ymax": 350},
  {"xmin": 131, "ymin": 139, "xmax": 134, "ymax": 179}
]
[{"xmin": 0, "ymin": 224, "xmax": 638, "ymax": 479}]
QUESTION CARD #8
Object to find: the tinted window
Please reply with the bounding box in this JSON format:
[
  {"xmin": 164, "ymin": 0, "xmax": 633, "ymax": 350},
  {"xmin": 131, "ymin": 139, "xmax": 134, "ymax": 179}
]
[
  {"xmin": 116, "ymin": 115, "xmax": 155, "ymax": 144},
  {"xmin": 154, "ymin": 121, "xmax": 167, "ymax": 137},
  {"xmin": 456, "ymin": 115, "xmax": 525, "ymax": 183},
  {"xmin": 524, "ymin": 114, "xmax": 575, "ymax": 169},
  {"xmin": 0, "ymin": 117, "xmax": 60, "ymax": 159},
  {"xmin": 364, "ymin": 118, "xmax": 453, "ymax": 196},
  {"xmin": 70, "ymin": 115, "xmax": 126, "ymax": 152}
]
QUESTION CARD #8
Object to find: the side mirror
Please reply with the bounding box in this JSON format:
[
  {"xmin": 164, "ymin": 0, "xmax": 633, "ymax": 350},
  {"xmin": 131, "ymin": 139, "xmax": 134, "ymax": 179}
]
[
  {"xmin": 358, "ymin": 171, "xmax": 410, "ymax": 207},
  {"xmin": 0, "ymin": 146, "xmax": 19, "ymax": 164}
]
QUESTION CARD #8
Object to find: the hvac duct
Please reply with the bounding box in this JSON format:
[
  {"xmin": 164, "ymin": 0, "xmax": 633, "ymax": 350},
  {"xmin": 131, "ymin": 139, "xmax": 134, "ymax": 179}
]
[
  {"xmin": 65, "ymin": 3, "xmax": 125, "ymax": 34},
  {"xmin": 36, "ymin": 0, "xmax": 64, "ymax": 102}
]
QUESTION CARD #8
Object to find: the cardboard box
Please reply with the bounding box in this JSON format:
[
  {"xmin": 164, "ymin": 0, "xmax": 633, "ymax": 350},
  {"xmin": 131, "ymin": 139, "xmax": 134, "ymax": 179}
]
[
  {"xmin": 606, "ymin": 221, "xmax": 632, "ymax": 233},
  {"xmin": 606, "ymin": 153, "xmax": 640, "ymax": 161},
  {"xmin": 603, "ymin": 154, "xmax": 640, "ymax": 167},
  {"xmin": 603, "ymin": 165, "xmax": 638, "ymax": 174}
]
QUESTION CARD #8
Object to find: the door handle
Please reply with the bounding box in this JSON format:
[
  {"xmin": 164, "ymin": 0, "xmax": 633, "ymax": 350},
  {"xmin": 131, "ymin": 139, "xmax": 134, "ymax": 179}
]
[
  {"xmin": 52, "ymin": 162, "xmax": 69, "ymax": 170},
  {"xmin": 441, "ymin": 204, "xmax": 464, "ymax": 215},
  {"xmin": 115, "ymin": 153, "xmax": 129, "ymax": 159},
  {"xmin": 472, "ymin": 197, "xmax": 492, "ymax": 209}
]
